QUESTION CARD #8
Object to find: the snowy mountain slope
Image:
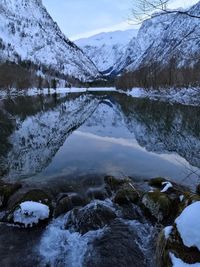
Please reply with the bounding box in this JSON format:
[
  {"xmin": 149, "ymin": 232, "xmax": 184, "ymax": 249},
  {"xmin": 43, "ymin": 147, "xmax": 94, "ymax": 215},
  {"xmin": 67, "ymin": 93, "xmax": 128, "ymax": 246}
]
[
  {"xmin": 75, "ymin": 29, "xmax": 138, "ymax": 75},
  {"xmin": 118, "ymin": 2, "xmax": 200, "ymax": 72},
  {"xmin": 0, "ymin": 0, "xmax": 100, "ymax": 82}
]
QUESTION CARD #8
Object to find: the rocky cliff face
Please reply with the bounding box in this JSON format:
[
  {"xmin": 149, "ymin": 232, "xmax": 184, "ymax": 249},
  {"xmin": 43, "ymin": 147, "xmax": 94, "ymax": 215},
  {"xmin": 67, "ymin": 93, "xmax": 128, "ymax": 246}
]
[
  {"xmin": 124, "ymin": 2, "xmax": 200, "ymax": 72},
  {"xmin": 0, "ymin": 0, "xmax": 100, "ymax": 82}
]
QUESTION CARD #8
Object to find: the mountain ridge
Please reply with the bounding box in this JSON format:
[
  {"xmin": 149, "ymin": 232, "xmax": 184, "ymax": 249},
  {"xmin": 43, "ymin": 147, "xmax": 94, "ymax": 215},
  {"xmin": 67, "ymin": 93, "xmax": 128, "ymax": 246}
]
[{"xmin": 0, "ymin": 0, "xmax": 100, "ymax": 84}]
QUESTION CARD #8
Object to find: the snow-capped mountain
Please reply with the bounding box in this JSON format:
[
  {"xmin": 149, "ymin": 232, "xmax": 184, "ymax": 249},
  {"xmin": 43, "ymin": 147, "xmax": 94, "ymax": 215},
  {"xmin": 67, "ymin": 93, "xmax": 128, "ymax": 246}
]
[
  {"xmin": 76, "ymin": 1, "xmax": 200, "ymax": 76},
  {"xmin": 75, "ymin": 29, "xmax": 138, "ymax": 75},
  {"xmin": 116, "ymin": 2, "xmax": 200, "ymax": 73},
  {"xmin": 0, "ymin": 0, "xmax": 100, "ymax": 82}
]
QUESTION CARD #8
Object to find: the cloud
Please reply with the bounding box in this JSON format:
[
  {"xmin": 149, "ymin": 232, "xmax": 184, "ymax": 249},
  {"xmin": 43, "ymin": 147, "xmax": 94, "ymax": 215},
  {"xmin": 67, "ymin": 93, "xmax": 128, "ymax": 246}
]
[{"xmin": 42, "ymin": 0, "xmax": 199, "ymax": 40}]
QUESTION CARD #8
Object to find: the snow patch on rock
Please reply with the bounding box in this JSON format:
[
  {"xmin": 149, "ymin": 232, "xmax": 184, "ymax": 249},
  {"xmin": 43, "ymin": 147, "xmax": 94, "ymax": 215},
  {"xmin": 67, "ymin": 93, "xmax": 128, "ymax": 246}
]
[
  {"xmin": 164, "ymin": 226, "xmax": 173, "ymax": 239},
  {"xmin": 170, "ymin": 253, "xmax": 200, "ymax": 267},
  {"xmin": 13, "ymin": 201, "xmax": 50, "ymax": 227},
  {"xmin": 175, "ymin": 201, "xmax": 200, "ymax": 250},
  {"xmin": 161, "ymin": 182, "xmax": 173, "ymax": 193}
]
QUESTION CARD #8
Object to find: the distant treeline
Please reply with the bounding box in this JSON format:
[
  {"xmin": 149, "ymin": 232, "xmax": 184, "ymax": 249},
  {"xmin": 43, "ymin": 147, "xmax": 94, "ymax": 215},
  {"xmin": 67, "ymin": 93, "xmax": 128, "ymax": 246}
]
[
  {"xmin": 0, "ymin": 60, "xmax": 80, "ymax": 90},
  {"xmin": 115, "ymin": 60, "xmax": 200, "ymax": 90}
]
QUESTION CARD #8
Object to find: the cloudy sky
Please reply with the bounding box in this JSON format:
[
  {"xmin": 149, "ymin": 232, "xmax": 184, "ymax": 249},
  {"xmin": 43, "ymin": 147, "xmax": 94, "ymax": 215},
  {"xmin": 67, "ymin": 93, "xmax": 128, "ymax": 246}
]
[{"xmin": 42, "ymin": 0, "xmax": 199, "ymax": 40}]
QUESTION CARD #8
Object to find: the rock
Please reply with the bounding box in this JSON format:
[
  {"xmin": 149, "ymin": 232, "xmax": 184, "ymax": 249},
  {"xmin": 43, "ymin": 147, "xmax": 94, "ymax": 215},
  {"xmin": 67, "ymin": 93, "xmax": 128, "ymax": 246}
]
[
  {"xmin": 104, "ymin": 176, "xmax": 131, "ymax": 192},
  {"xmin": 12, "ymin": 201, "xmax": 50, "ymax": 228},
  {"xmin": 0, "ymin": 181, "xmax": 21, "ymax": 209},
  {"xmin": 18, "ymin": 189, "xmax": 51, "ymax": 207},
  {"xmin": 6, "ymin": 188, "xmax": 52, "ymax": 223},
  {"xmin": 54, "ymin": 195, "xmax": 73, "ymax": 217},
  {"xmin": 54, "ymin": 193, "xmax": 86, "ymax": 217},
  {"xmin": 114, "ymin": 183, "xmax": 140, "ymax": 205},
  {"xmin": 142, "ymin": 191, "xmax": 172, "ymax": 223},
  {"xmin": 196, "ymin": 184, "xmax": 200, "ymax": 196},
  {"xmin": 87, "ymin": 187, "xmax": 109, "ymax": 201},
  {"xmin": 84, "ymin": 219, "xmax": 147, "ymax": 267},
  {"xmin": 70, "ymin": 193, "xmax": 86, "ymax": 207},
  {"xmin": 156, "ymin": 226, "xmax": 200, "ymax": 267},
  {"xmin": 66, "ymin": 202, "xmax": 116, "ymax": 234},
  {"xmin": 148, "ymin": 177, "xmax": 167, "ymax": 188}
]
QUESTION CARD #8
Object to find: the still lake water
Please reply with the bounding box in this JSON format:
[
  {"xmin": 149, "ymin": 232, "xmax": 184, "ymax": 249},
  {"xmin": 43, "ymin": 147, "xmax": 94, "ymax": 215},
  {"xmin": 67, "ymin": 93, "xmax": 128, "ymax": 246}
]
[
  {"xmin": 0, "ymin": 90, "xmax": 200, "ymax": 188},
  {"xmin": 0, "ymin": 89, "xmax": 200, "ymax": 266}
]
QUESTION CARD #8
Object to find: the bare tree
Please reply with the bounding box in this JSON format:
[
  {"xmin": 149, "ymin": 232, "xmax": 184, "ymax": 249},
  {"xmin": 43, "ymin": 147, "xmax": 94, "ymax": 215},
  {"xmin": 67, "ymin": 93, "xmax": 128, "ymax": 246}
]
[{"xmin": 130, "ymin": 0, "xmax": 200, "ymax": 23}]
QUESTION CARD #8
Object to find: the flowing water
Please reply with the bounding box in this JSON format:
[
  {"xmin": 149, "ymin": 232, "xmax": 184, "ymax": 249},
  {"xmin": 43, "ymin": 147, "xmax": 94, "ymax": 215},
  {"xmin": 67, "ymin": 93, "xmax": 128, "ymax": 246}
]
[{"xmin": 0, "ymin": 90, "xmax": 199, "ymax": 266}]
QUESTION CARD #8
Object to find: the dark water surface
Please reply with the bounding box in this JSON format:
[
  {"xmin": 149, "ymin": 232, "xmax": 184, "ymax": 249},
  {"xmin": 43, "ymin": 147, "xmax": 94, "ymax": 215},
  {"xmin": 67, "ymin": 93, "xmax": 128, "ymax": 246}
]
[
  {"xmin": 0, "ymin": 91, "xmax": 199, "ymax": 187},
  {"xmin": 0, "ymin": 90, "xmax": 200, "ymax": 266}
]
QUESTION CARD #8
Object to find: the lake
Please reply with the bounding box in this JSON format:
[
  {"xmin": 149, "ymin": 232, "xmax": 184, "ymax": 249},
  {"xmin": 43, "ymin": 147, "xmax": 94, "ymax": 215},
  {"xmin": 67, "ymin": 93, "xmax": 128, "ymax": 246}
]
[{"xmin": 0, "ymin": 90, "xmax": 199, "ymax": 188}]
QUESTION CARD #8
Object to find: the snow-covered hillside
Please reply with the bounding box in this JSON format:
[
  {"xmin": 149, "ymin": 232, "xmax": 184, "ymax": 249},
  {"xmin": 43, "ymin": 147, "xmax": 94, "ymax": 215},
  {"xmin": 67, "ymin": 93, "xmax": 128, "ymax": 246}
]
[
  {"xmin": 76, "ymin": 1, "xmax": 200, "ymax": 77},
  {"xmin": 117, "ymin": 2, "xmax": 200, "ymax": 73},
  {"xmin": 0, "ymin": 0, "xmax": 100, "ymax": 82},
  {"xmin": 75, "ymin": 29, "xmax": 138, "ymax": 75}
]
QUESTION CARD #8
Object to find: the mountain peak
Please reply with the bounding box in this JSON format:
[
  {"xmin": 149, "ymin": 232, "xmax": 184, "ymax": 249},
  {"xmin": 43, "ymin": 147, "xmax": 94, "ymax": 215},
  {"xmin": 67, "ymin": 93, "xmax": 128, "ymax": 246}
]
[{"xmin": 0, "ymin": 0, "xmax": 100, "ymax": 82}]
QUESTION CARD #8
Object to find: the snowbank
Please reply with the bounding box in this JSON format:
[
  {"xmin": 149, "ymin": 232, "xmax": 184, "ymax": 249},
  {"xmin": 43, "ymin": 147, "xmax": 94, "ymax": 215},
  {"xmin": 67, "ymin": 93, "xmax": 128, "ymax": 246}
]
[
  {"xmin": 175, "ymin": 201, "xmax": 200, "ymax": 250},
  {"xmin": 170, "ymin": 253, "xmax": 200, "ymax": 267},
  {"xmin": 13, "ymin": 201, "xmax": 50, "ymax": 227}
]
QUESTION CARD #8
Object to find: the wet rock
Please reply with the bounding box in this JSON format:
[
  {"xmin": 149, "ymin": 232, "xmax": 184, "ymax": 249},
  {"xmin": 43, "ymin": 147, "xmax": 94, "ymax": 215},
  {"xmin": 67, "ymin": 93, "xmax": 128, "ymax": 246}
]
[
  {"xmin": 70, "ymin": 193, "xmax": 86, "ymax": 207},
  {"xmin": 156, "ymin": 226, "xmax": 200, "ymax": 267},
  {"xmin": 84, "ymin": 219, "xmax": 147, "ymax": 267},
  {"xmin": 142, "ymin": 191, "xmax": 172, "ymax": 223},
  {"xmin": 87, "ymin": 187, "xmax": 109, "ymax": 201},
  {"xmin": 54, "ymin": 195, "xmax": 73, "ymax": 217},
  {"xmin": 54, "ymin": 193, "xmax": 86, "ymax": 217},
  {"xmin": 118, "ymin": 203, "xmax": 145, "ymax": 222},
  {"xmin": 0, "ymin": 181, "xmax": 21, "ymax": 209},
  {"xmin": 114, "ymin": 183, "xmax": 140, "ymax": 205},
  {"xmin": 66, "ymin": 201, "xmax": 116, "ymax": 234},
  {"xmin": 148, "ymin": 177, "xmax": 167, "ymax": 188},
  {"xmin": 196, "ymin": 184, "xmax": 200, "ymax": 196},
  {"xmin": 17, "ymin": 189, "xmax": 51, "ymax": 207}
]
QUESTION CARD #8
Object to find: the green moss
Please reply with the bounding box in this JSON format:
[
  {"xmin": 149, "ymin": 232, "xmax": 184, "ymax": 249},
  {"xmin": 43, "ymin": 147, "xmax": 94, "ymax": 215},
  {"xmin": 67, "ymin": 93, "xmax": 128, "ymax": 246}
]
[
  {"xmin": 104, "ymin": 176, "xmax": 131, "ymax": 191},
  {"xmin": 114, "ymin": 184, "xmax": 140, "ymax": 205},
  {"xmin": 142, "ymin": 191, "xmax": 172, "ymax": 222},
  {"xmin": 0, "ymin": 182, "xmax": 21, "ymax": 209}
]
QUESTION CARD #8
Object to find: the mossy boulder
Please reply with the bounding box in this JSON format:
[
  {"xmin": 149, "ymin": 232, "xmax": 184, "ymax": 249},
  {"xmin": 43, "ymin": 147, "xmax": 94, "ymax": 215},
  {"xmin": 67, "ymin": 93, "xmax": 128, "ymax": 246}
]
[
  {"xmin": 104, "ymin": 176, "xmax": 131, "ymax": 192},
  {"xmin": 114, "ymin": 183, "xmax": 140, "ymax": 205},
  {"xmin": 142, "ymin": 191, "xmax": 172, "ymax": 222},
  {"xmin": 177, "ymin": 192, "xmax": 200, "ymax": 217},
  {"xmin": 156, "ymin": 226, "xmax": 200, "ymax": 267},
  {"xmin": 19, "ymin": 189, "xmax": 52, "ymax": 206},
  {"xmin": 0, "ymin": 181, "xmax": 21, "ymax": 209}
]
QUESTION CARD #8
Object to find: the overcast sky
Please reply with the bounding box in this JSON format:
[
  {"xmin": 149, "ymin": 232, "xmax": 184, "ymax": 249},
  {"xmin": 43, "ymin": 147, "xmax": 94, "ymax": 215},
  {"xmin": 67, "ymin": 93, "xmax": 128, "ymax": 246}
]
[{"xmin": 42, "ymin": 0, "xmax": 199, "ymax": 40}]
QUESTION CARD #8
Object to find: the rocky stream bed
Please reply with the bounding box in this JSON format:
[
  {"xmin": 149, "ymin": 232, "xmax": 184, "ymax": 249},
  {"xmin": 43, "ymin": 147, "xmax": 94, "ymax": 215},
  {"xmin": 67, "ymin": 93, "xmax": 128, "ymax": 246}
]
[{"xmin": 0, "ymin": 175, "xmax": 200, "ymax": 266}]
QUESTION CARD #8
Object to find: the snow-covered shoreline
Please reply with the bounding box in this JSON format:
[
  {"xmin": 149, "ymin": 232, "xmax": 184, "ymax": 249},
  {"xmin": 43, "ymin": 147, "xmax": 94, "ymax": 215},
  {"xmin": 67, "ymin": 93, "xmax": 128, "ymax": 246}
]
[
  {"xmin": 0, "ymin": 87, "xmax": 199, "ymax": 107},
  {"xmin": 126, "ymin": 87, "xmax": 200, "ymax": 106}
]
